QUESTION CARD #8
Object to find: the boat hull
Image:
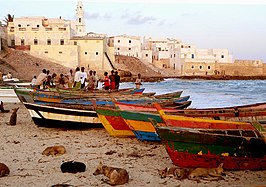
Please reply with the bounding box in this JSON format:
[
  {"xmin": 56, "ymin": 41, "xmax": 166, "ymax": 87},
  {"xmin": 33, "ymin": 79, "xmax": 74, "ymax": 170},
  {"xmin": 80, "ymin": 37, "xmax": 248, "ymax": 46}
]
[
  {"xmin": 119, "ymin": 110, "xmax": 164, "ymax": 141},
  {"xmin": 24, "ymin": 102, "xmax": 102, "ymax": 128},
  {"xmin": 95, "ymin": 107, "xmax": 135, "ymax": 137}
]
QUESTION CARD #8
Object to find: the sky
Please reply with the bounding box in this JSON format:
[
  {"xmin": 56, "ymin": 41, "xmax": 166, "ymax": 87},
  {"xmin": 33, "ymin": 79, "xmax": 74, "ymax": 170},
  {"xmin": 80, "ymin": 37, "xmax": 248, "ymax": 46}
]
[{"xmin": 1, "ymin": 0, "xmax": 266, "ymax": 61}]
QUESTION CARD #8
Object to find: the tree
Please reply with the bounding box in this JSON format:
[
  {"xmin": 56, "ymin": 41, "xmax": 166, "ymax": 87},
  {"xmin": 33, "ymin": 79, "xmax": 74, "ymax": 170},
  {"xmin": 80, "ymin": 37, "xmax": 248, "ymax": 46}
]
[{"xmin": 3, "ymin": 14, "xmax": 14, "ymax": 25}]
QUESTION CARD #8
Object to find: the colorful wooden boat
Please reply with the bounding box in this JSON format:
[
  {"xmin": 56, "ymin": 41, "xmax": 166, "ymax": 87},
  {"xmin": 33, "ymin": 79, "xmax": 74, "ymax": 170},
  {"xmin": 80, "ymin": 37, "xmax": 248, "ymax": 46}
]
[
  {"xmin": 154, "ymin": 103, "xmax": 266, "ymax": 128},
  {"xmin": 23, "ymin": 102, "xmax": 102, "ymax": 128},
  {"xmin": 153, "ymin": 122, "xmax": 266, "ymax": 170},
  {"xmin": 152, "ymin": 104, "xmax": 266, "ymax": 170},
  {"xmin": 94, "ymin": 106, "xmax": 135, "ymax": 137},
  {"xmin": 119, "ymin": 110, "xmax": 163, "ymax": 141},
  {"xmin": 154, "ymin": 91, "xmax": 182, "ymax": 99},
  {"xmin": 115, "ymin": 96, "xmax": 191, "ymax": 112}
]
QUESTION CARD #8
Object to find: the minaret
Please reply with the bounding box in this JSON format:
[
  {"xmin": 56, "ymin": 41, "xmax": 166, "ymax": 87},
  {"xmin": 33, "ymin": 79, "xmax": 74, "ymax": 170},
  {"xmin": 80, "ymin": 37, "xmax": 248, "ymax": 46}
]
[{"xmin": 76, "ymin": 1, "xmax": 85, "ymax": 34}]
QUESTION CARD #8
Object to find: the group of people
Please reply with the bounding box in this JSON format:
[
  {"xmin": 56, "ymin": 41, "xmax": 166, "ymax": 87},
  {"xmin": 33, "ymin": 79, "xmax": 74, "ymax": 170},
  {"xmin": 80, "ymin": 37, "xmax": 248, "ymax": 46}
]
[
  {"xmin": 102, "ymin": 70, "xmax": 120, "ymax": 90},
  {"xmin": 28, "ymin": 67, "xmax": 142, "ymax": 91},
  {"xmin": 31, "ymin": 69, "xmax": 62, "ymax": 89},
  {"xmin": 72, "ymin": 67, "xmax": 99, "ymax": 90}
]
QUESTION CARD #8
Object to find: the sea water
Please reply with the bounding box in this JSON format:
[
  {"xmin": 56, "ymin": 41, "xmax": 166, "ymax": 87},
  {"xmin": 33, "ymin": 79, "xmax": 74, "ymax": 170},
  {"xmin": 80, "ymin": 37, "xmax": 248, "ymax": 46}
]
[{"xmin": 120, "ymin": 79, "xmax": 266, "ymax": 108}]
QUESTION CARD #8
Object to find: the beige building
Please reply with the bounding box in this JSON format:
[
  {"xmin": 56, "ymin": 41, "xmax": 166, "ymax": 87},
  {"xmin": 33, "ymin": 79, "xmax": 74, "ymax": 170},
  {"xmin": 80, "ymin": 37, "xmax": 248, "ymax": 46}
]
[
  {"xmin": 109, "ymin": 35, "xmax": 141, "ymax": 58},
  {"xmin": 5, "ymin": 1, "xmax": 114, "ymax": 72}
]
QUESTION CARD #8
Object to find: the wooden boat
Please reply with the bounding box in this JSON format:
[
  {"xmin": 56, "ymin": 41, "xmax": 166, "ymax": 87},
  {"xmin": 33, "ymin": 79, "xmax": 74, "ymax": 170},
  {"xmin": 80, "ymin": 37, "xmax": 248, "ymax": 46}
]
[
  {"xmin": 119, "ymin": 110, "xmax": 163, "ymax": 141},
  {"xmin": 152, "ymin": 104, "xmax": 266, "ymax": 170},
  {"xmin": 23, "ymin": 102, "xmax": 102, "ymax": 128},
  {"xmin": 117, "ymin": 101, "xmax": 266, "ymax": 142},
  {"xmin": 94, "ymin": 105, "xmax": 135, "ymax": 138},
  {"xmin": 154, "ymin": 103, "xmax": 266, "ymax": 126},
  {"xmin": 154, "ymin": 91, "xmax": 182, "ymax": 99},
  {"xmin": 115, "ymin": 96, "xmax": 191, "ymax": 112},
  {"xmin": 14, "ymin": 88, "xmax": 187, "ymax": 107},
  {"xmin": 153, "ymin": 122, "xmax": 266, "ymax": 170}
]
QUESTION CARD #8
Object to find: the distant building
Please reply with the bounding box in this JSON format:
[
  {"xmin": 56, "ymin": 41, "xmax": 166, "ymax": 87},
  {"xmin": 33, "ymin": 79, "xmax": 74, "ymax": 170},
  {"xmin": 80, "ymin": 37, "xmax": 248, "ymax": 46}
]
[
  {"xmin": 5, "ymin": 1, "xmax": 114, "ymax": 72},
  {"xmin": 108, "ymin": 35, "xmax": 141, "ymax": 58}
]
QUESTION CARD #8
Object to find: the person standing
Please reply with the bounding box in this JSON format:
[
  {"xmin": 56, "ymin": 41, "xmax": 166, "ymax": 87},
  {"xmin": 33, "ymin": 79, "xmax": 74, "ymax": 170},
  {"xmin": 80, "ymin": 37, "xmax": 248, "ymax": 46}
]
[
  {"xmin": 67, "ymin": 69, "xmax": 74, "ymax": 88},
  {"xmin": 115, "ymin": 71, "xmax": 120, "ymax": 89},
  {"xmin": 109, "ymin": 70, "xmax": 116, "ymax": 90},
  {"xmin": 34, "ymin": 69, "xmax": 47, "ymax": 89},
  {"xmin": 103, "ymin": 72, "xmax": 110, "ymax": 90},
  {"xmin": 135, "ymin": 73, "xmax": 142, "ymax": 89},
  {"xmin": 93, "ymin": 71, "xmax": 99, "ymax": 89},
  {"xmin": 30, "ymin": 76, "xmax": 37, "ymax": 88},
  {"xmin": 73, "ymin": 67, "xmax": 81, "ymax": 90},
  {"xmin": 80, "ymin": 67, "xmax": 87, "ymax": 89}
]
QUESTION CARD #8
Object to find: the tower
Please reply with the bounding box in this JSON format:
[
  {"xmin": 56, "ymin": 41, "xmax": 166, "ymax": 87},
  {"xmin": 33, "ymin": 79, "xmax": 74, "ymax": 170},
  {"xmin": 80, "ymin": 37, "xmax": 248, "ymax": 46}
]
[{"xmin": 76, "ymin": 1, "xmax": 85, "ymax": 34}]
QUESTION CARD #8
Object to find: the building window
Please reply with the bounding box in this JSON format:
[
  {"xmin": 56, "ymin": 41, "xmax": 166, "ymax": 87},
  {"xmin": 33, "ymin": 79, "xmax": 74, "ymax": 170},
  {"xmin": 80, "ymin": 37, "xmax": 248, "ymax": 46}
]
[
  {"xmin": 74, "ymin": 41, "xmax": 77, "ymax": 45},
  {"xmin": 145, "ymin": 54, "xmax": 148, "ymax": 57},
  {"xmin": 208, "ymin": 66, "xmax": 211, "ymax": 69},
  {"xmin": 129, "ymin": 48, "xmax": 131, "ymax": 50},
  {"xmin": 21, "ymin": 39, "xmax": 24, "ymax": 45},
  {"xmin": 18, "ymin": 24, "xmax": 21, "ymax": 27},
  {"xmin": 188, "ymin": 46, "xmax": 191, "ymax": 48},
  {"xmin": 118, "ymin": 40, "xmax": 120, "ymax": 43},
  {"xmin": 47, "ymin": 39, "xmax": 51, "ymax": 45},
  {"xmin": 199, "ymin": 66, "xmax": 202, "ymax": 69},
  {"xmin": 79, "ymin": 18, "xmax": 81, "ymax": 23},
  {"xmin": 44, "ymin": 51, "xmax": 48, "ymax": 54},
  {"xmin": 37, "ymin": 25, "xmax": 39, "ymax": 27},
  {"xmin": 96, "ymin": 52, "xmax": 99, "ymax": 55},
  {"xmin": 129, "ymin": 40, "xmax": 131, "ymax": 43},
  {"xmin": 60, "ymin": 39, "xmax": 64, "ymax": 45},
  {"xmin": 59, "ymin": 51, "xmax": 62, "ymax": 54},
  {"xmin": 191, "ymin": 54, "xmax": 194, "ymax": 58},
  {"xmin": 181, "ymin": 45, "xmax": 183, "ymax": 48},
  {"xmin": 85, "ymin": 52, "xmax": 87, "ymax": 55},
  {"xmin": 117, "ymin": 48, "xmax": 120, "ymax": 50},
  {"xmin": 192, "ymin": 65, "xmax": 194, "ymax": 69},
  {"xmin": 221, "ymin": 55, "xmax": 224, "ymax": 58},
  {"xmin": 174, "ymin": 54, "xmax": 175, "ymax": 58},
  {"xmin": 34, "ymin": 39, "xmax": 38, "ymax": 45}
]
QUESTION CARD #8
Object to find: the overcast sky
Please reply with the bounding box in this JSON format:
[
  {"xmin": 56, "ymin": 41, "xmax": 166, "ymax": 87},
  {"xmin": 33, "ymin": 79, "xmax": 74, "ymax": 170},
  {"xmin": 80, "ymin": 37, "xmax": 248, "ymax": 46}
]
[{"xmin": 1, "ymin": 0, "xmax": 266, "ymax": 61}]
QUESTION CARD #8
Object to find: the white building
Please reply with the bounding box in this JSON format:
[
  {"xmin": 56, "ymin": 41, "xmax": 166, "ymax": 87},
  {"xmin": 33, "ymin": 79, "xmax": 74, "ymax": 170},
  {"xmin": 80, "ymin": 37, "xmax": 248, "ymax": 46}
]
[{"xmin": 108, "ymin": 35, "xmax": 141, "ymax": 57}]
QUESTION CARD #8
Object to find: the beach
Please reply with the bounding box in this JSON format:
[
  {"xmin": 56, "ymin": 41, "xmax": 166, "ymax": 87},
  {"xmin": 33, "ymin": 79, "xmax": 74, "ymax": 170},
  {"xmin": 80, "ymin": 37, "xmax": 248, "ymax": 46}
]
[{"xmin": 0, "ymin": 102, "xmax": 265, "ymax": 187}]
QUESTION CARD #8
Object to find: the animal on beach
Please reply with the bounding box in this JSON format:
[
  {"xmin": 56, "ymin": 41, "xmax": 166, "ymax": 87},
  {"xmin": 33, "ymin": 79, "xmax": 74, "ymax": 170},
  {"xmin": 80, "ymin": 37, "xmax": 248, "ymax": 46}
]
[
  {"xmin": 9, "ymin": 107, "xmax": 19, "ymax": 126},
  {"xmin": 158, "ymin": 167, "xmax": 190, "ymax": 180},
  {"xmin": 93, "ymin": 161, "xmax": 129, "ymax": 186},
  {"xmin": 42, "ymin": 145, "xmax": 66, "ymax": 156},
  {"xmin": 188, "ymin": 163, "xmax": 225, "ymax": 181},
  {"xmin": 0, "ymin": 163, "xmax": 10, "ymax": 177},
  {"xmin": 0, "ymin": 101, "xmax": 10, "ymax": 113},
  {"xmin": 60, "ymin": 161, "xmax": 86, "ymax": 173}
]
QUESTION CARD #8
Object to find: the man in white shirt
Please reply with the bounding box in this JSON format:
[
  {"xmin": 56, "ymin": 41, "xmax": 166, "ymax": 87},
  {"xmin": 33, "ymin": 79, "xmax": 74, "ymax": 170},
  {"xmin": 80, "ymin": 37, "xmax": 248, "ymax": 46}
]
[
  {"xmin": 35, "ymin": 69, "xmax": 47, "ymax": 89},
  {"xmin": 80, "ymin": 67, "xmax": 87, "ymax": 89}
]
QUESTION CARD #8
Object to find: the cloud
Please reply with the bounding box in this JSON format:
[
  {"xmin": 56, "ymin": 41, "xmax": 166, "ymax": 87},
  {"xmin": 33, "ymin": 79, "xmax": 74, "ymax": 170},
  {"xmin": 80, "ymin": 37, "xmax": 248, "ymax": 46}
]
[
  {"xmin": 126, "ymin": 15, "xmax": 157, "ymax": 25},
  {"xmin": 85, "ymin": 12, "xmax": 100, "ymax": 19}
]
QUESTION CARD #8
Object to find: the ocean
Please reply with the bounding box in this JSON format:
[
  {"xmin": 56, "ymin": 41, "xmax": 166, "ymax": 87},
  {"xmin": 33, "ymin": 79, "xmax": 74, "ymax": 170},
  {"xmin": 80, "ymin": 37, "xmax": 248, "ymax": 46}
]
[{"xmin": 120, "ymin": 79, "xmax": 266, "ymax": 108}]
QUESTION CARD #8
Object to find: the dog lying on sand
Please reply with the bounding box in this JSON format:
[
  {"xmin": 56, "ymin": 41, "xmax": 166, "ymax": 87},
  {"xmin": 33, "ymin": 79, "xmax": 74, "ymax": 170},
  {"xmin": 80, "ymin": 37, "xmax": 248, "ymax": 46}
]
[
  {"xmin": 158, "ymin": 167, "xmax": 190, "ymax": 180},
  {"xmin": 0, "ymin": 163, "xmax": 10, "ymax": 177},
  {"xmin": 42, "ymin": 145, "xmax": 66, "ymax": 156},
  {"xmin": 60, "ymin": 161, "xmax": 86, "ymax": 173},
  {"xmin": 188, "ymin": 163, "xmax": 225, "ymax": 181},
  {"xmin": 93, "ymin": 161, "xmax": 129, "ymax": 186}
]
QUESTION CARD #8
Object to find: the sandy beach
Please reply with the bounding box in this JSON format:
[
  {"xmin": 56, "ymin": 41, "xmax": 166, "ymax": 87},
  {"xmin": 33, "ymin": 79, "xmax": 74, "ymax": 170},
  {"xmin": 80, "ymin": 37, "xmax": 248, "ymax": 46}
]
[{"xmin": 0, "ymin": 102, "xmax": 265, "ymax": 187}]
